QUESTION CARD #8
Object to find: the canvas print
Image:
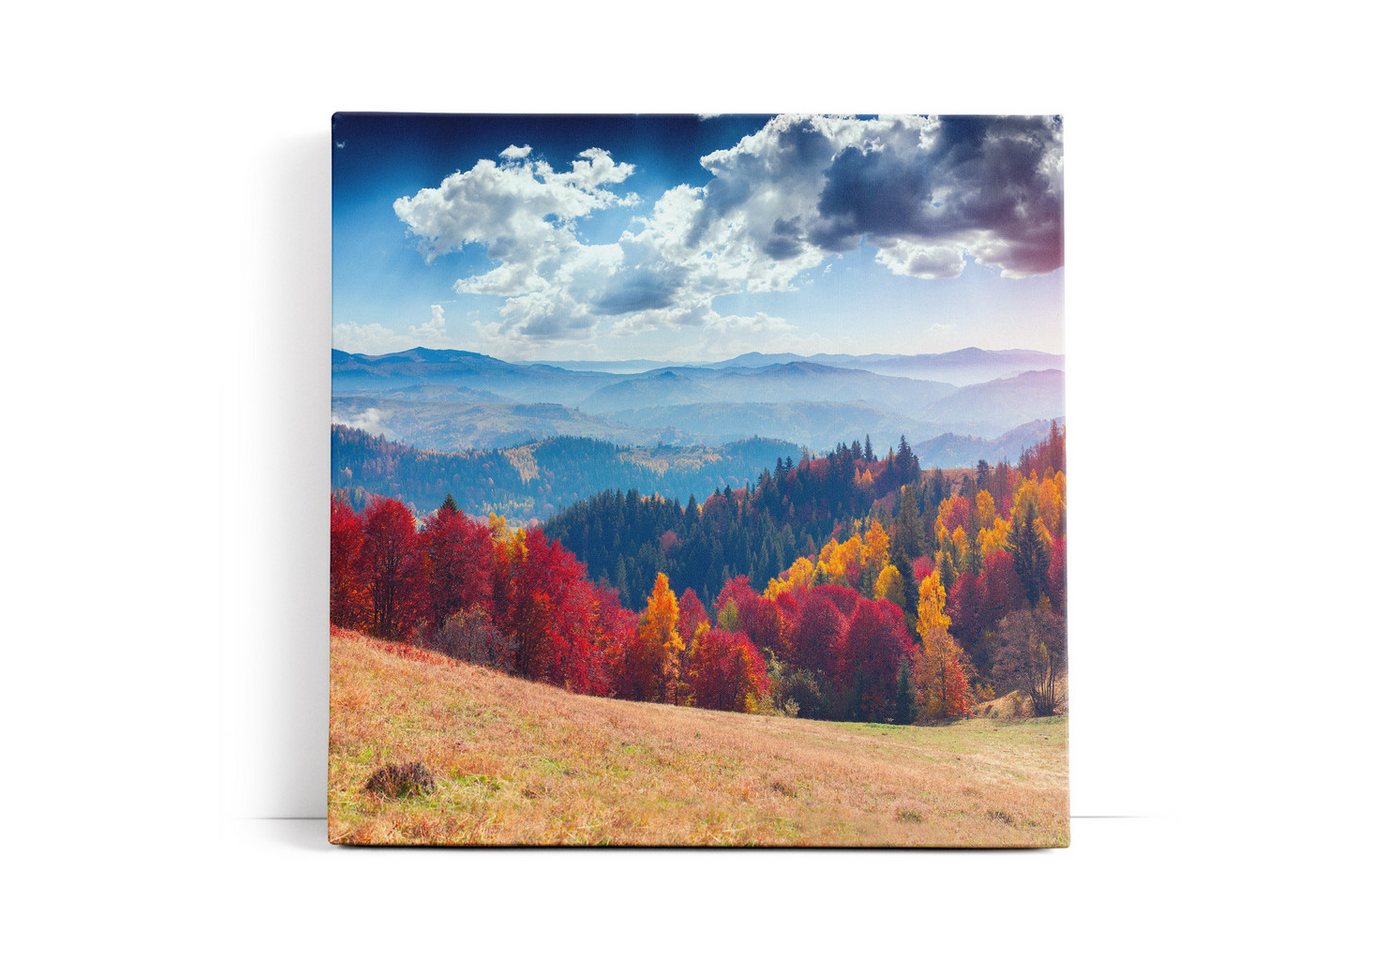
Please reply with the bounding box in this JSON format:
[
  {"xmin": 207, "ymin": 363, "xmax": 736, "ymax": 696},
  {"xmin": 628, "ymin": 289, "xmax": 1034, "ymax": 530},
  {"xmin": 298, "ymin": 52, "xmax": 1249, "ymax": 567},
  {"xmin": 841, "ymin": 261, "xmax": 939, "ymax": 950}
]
[{"xmin": 329, "ymin": 113, "xmax": 1066, "ymax": 846}]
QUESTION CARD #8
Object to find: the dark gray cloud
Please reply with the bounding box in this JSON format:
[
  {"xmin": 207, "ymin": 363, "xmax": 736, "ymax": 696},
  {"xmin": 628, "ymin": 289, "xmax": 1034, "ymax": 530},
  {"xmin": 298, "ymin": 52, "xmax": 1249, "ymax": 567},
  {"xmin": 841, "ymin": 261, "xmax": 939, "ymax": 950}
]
[
  {"xmin": 593, "ymin": 267, "xmax": 684, "ymax": 315},
  {"xmin": 694, "ymin": 115, "xmax": 1064, "ymax": 279}
]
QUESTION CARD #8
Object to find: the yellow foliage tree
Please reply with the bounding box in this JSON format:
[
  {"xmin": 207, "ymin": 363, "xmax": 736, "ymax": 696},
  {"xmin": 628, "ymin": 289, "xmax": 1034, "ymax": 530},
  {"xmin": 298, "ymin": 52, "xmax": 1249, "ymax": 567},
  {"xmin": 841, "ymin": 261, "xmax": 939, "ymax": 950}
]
[
  {"xmin": 974, "ymin": 489, "xmax": 997, "ymax": 532},
  {"xmin": 639, "ymin": 572, "xmax": 683, "ymax": 704},
  {"xmin": 486, "ymin": 511, "xmax": 512, "ymax": 543},
  {"xmin": 863, "ymin": 519, "xmax": 891, "ymax": 572},
  {"xmin": 934, "ymin": 518, "xmax": 950, "ymax": 549},
  {"xmin": 874, "ymin": 564, "xmax": 906, "ymax": 609},
  {"xmin": 915, "ymin": 570, "xmax": 970, "ymax": 719},
  {"xmin": 817, "ymin": 534, "xmax": 864, "ymax": 585},
  {"xmin": 915, "ymin": 571, "xmax": 952, "ymax": 641},
  {"xmin": 765, "ymin": 555, "xmax": 816, "ymax": 599},
  {"xmin": 1011, "ymin": 475, "xmax": 1065, "ymax": 540},
  {"xmin": 950, "ymin": 526, "xmax": 971, "ymax": 572},
  {"xmin": 978, "ymin": 517, "xmax": 1012, "ymax": 559}
]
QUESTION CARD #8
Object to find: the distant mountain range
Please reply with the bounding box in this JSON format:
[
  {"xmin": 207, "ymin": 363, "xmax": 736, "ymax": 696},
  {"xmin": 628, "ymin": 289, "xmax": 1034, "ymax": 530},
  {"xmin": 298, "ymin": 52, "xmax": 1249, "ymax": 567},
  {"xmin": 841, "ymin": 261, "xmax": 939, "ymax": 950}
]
[
  {"xmin": 518, "ymin": 346, "xmax": 1063, "ymax": 386},
  {"xmin": 332, "ymin": 347, "xmax": 1064, "ymax": 454},
  {"xmin": 913, "ymin": 419, "xmax": 1062, "ymax": 468},
  {"xmin": 705, "ymin": 347, "xmax": 1063, "ymax": 386}
]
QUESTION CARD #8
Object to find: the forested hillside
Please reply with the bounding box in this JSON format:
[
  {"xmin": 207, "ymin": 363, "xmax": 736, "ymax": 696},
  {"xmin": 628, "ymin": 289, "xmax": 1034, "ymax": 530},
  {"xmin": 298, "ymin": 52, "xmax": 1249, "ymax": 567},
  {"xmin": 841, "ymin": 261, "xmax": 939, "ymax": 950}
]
[
  {"xmin": 329, "ymin": 423, "xmax": 1066, "ymax": 726},
  {"xmin": 333, "ymin": 425, "xmax": 800, "ymax": 522},
  {"xmin": 543, "ymin": 436, "xmax": 924, "ymax": 606}
]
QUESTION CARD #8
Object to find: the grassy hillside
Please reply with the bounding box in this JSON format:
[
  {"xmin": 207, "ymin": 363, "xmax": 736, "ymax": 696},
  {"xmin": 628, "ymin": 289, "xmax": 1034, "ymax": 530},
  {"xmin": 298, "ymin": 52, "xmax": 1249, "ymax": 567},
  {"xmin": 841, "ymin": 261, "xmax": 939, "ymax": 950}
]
[{"xmin": 329, "ymin": 629, "xmax": 1068, "ymax": 847}]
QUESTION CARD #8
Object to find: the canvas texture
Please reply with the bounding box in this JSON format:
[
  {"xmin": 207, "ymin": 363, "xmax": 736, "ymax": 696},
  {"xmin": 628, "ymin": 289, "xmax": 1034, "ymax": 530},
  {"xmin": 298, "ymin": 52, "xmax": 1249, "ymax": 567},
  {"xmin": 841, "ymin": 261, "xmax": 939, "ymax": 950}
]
[{"xmin": 329, "ymin": 113, "xmax": 1066, "ymax": 847}]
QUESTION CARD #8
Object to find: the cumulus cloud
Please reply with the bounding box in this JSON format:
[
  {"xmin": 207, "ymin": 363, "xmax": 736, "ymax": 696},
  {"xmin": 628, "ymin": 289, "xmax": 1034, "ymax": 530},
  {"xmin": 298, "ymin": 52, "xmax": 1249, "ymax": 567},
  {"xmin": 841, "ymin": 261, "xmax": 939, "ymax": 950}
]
[
  {"xmin": 875, "ymin": 239, "xmax": 966, "ymax": 278},
  {"xmin": 409, "ymin": 303, "xmax": 448, "ymax": 340},
  {"xmin": 700, "ymin": 114, "xmax": 1063, "ymax": 279},
  {"xmin": 393, "ymin": 116, "xmax": 1062, "ymax": 346},
  {"xmin": 332, "ymin": 321, "xmax": 403, "ymax": 354},
  {"xmin": 334, "ymin": 304, "xmax": 452, "ymax": 354},
  {"xmin": 393, "ymin": 148, "xmax": 639, "ymax": 344}
]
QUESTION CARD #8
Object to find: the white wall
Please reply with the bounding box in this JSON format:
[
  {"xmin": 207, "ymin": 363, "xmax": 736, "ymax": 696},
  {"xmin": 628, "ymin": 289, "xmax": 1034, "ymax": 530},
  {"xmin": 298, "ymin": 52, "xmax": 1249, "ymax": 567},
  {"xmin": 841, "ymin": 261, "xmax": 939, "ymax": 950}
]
[{"xmin": 4, "ymin": 1, "xmax": 1393, "ymax": 954}]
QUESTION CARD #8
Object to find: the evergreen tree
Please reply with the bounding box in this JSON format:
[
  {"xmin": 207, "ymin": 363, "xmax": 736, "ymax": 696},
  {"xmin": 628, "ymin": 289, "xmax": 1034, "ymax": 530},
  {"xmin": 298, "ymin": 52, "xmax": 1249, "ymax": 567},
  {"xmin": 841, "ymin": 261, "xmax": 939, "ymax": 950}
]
[
  {"xmin": 894, "ymin": 485, "xmax": 923, "ymax": 560},
  {"xmin": 614, "ymin": 556, "xmax": 630, "ymax": 607},
  {"xmin": 1009, "ymin": 502, "xmax": 1050, "ymax": 605},
  {"xmin": 895, "ymin": 553, "xmax": 920, "ymax": 630},
  {"xmin": 894, "ymin": 658, "xmax": 914, "ymax": 725}
]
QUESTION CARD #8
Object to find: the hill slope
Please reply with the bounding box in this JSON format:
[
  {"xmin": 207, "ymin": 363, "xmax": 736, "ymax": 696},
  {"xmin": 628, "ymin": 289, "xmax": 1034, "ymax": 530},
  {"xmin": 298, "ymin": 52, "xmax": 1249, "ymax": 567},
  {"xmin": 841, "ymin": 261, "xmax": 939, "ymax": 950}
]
[
  {"xmin": 329, "ymin": 630, "xmax": 1068, "ymax": 846},
  {"xmin": 924, "ymin": 369, "xmax": 1066, "ymax": 435}
]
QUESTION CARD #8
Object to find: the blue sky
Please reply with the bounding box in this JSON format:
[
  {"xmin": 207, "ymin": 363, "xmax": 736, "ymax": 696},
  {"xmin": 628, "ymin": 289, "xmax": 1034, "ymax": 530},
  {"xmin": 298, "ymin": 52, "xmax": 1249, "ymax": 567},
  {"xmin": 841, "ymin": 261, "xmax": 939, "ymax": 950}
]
[{"xmin": 332, "ymin": 113, "xmax": 1064, "ymax": 361}]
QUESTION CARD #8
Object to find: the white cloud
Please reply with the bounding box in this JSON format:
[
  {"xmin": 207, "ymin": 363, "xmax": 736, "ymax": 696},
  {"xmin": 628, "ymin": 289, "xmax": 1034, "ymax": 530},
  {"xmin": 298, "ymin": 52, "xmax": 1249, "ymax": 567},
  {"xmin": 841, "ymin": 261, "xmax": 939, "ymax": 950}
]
[
  {"xmin": 391, "ymin": 115, "xmax": 1063, "ymax": 348},
  {"xmin": 393, "ymin": 149, "xmax": 637, "ymax": 343},
  {"xmin": 409, "ymin": 303, "xmax": 448, "ymax": 340},
  {"xmin": 334, "ymin": 304, "xmax": 455, "ymax": 354},
  {"xmin": 875, "ymin": 239, "xmax": 966, "ymax": 278},
  {"xmin": 332, "ymin": 406, "xmax": 389, "ymax": 434},
  {"xmin": 332, "ymin": 321, "xmax": 404, "ymax": 354}
]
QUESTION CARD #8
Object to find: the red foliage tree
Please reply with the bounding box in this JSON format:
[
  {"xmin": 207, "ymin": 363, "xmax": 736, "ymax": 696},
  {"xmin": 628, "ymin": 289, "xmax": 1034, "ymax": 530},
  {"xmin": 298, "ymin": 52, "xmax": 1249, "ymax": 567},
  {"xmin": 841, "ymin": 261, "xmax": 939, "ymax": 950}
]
[
  {"xmin": 594, "ymin": 586, "xmax": 638, "ymax": 698},
  {"xmin": 939, "ymin": 650, "xmax": 971, "ymax": 718},
  {"xmin": 912, "ymin": 555, "xmax": 936, "ymax": 584},
  {"xmin": 677, "ymin": 588, "xmax": 709, "ymax": 645},
  {"xmin": 813, "ymin": 582, "xmax": 861, "ymax": 618},
  {"xmin": 772, "ymin": 584, "xmax": 802, "ymax": 628},
  {"xmin": 330, "ymin": 495, "xmax": 366, "ymax": 629},
  {"xmin": 938, "ymin": 495, "xmax": 971, "ymax": 536},
  {"xmin": 948, "ymin": 569, "xmax": 984, "ymax": 646},
  {"xmin": 500, "ymin": 528, "xmax": 590, "ymax": 681},
  {"xmin": 842, "ymin": 597, "xmax": 915, "ymax": 721},
  {"xmin": 544, "ymin": 576, "xmax": 613, "ymax": 695},
  {"xmin": 716, "ymin": 576, "xmax": 785, "ymax": 655},
  {"xmin": 790, "ymin": 591, "xmax": 846, "ymax": 679},
  {"xmin": 358, "ymin": 497, "xmax": 424, "ymax": 640},
  {"xmin": 981, "ymin": 550, "xmax": 1024, "ymax": 626},
  {"xmin": 422, "ymin": 499, "xmax": 495, "ymax": 629},
  {"xmin": 689, "ymin": 629, "xmax": 769, "ymax": 711}
]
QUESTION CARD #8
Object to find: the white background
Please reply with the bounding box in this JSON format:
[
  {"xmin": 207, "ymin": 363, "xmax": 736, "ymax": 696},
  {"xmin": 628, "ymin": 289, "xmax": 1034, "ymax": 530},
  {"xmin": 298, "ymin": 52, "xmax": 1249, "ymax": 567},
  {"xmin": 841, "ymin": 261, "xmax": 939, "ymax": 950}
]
[{"xmin": 3, "ymin": 1, "xmax": 1395, "ymax": 955}]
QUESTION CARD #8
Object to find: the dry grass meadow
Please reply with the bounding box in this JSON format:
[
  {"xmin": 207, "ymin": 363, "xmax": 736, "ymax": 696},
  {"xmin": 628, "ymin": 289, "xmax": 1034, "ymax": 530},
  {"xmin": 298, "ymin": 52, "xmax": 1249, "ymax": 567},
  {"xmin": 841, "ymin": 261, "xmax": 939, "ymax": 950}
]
[{"xmin": 329, "ymin": 629, "xmax": 1068, "ymax": 847}]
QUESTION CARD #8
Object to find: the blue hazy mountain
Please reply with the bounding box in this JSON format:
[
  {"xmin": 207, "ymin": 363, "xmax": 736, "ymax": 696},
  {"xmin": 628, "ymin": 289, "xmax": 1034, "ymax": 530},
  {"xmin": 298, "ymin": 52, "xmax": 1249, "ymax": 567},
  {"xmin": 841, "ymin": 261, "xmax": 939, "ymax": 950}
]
[{"xmin": 332, "ymin": 348, "xmax": 1063, "ymax": 452}]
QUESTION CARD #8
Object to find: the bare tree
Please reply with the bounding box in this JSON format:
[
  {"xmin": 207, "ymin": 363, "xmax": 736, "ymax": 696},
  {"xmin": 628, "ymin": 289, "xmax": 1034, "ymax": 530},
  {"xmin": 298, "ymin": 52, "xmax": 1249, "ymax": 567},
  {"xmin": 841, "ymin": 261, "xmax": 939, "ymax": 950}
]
[
  {"xmin": 991, "ymin": 604, "xmax": 1067, "ymax": 716},
  {"xmin": 433, "ymin": 605, "xmax": 517, "ymax": 672}
]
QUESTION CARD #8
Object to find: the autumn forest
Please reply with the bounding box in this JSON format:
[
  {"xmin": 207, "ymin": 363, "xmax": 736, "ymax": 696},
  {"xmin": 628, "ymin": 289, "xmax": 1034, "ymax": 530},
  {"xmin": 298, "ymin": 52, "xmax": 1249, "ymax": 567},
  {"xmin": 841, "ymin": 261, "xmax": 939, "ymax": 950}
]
[{"xmin": 330, "ymin": 422, "xmax": 1066, "ymax": 724}]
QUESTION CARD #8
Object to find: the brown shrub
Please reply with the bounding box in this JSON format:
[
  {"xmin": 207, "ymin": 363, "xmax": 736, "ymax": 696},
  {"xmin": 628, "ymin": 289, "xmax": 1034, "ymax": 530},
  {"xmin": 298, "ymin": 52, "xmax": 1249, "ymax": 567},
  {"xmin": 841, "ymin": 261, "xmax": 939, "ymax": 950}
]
[{"xmin": 364, "ymin": 761, "xmax": 435, "ymax": 799}]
